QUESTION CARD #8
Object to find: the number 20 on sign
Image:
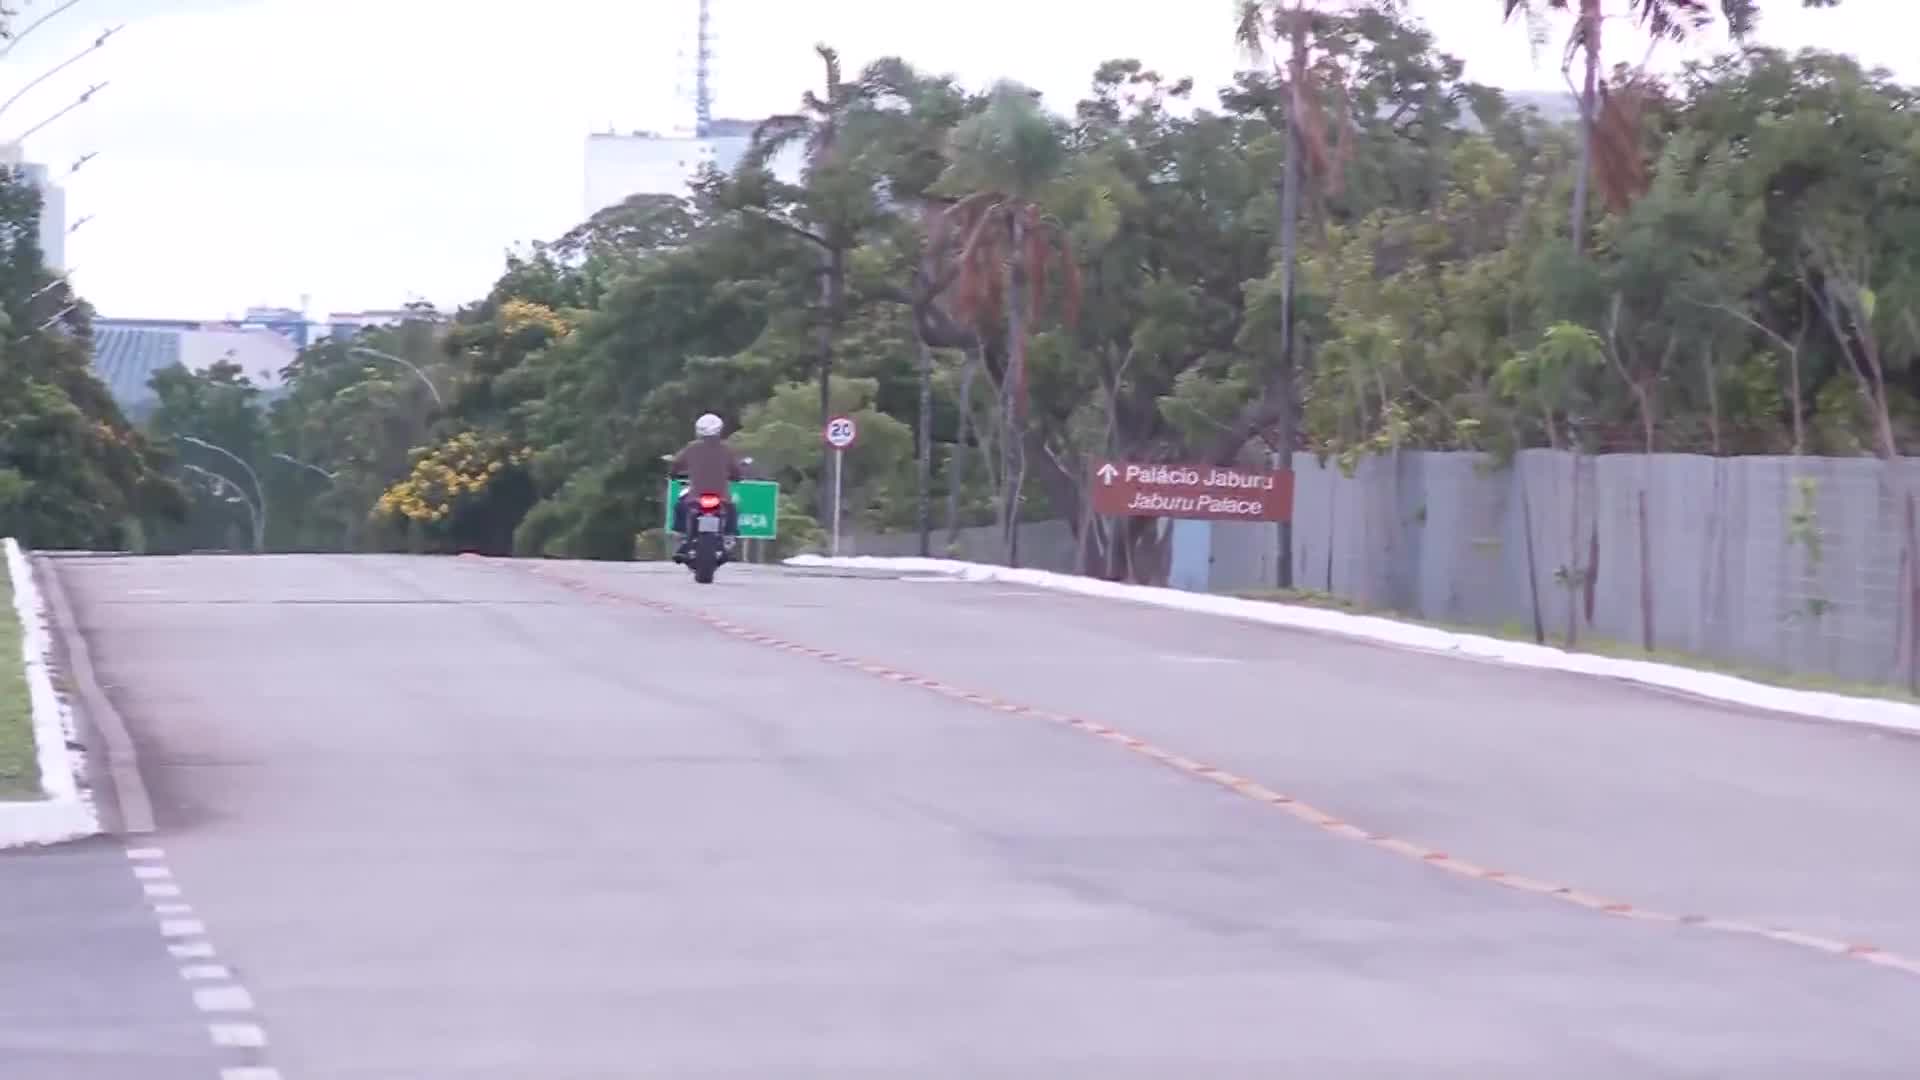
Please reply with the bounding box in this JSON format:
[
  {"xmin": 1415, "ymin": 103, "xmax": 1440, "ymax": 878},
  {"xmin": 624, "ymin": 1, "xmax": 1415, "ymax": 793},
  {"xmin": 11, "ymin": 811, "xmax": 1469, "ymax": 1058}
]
[{"xmin": 824, "ymin": 415, "xmax": 858, "ymax": 449}]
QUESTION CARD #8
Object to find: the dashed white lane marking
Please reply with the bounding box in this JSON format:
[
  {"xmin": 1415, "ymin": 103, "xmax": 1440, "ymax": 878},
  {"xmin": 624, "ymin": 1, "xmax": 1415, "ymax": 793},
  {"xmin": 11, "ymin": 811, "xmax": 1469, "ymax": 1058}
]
[
  {"xmin": 209, "ymin": 1023, "xmax": 268, "ymax": 1048},
  {"xmin": 193, "ymin": 986, "xmax": 255, "ymax": 1013},
  {"xmin": 123, "ymin": 847, "xmax": 278, "ymax": 1079},
  {"xmin": 498, "ymin": 558, "xmax": 1920, "ymax": 984}
]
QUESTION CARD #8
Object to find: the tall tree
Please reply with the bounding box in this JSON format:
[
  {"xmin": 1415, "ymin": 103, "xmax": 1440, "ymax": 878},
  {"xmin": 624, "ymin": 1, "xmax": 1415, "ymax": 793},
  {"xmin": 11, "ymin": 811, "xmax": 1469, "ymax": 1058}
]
[
  {"xmin": 1233, "ymin": 1, "xmax": 1406, "ymax": 586},
  {"xmin": 935, "ymin": 81, "xmax": 1083, "ymax": 565},
  {"xmin": 1500, "ymin": 0, "xmax": 1840, "ymax": 252},
  {"xmin": 734, "ymin": 44, "xmax": 883, "ymax": 528},
  {"xmin": 0, "ymin": 167, "xmax": 183, "ymax": 549}
]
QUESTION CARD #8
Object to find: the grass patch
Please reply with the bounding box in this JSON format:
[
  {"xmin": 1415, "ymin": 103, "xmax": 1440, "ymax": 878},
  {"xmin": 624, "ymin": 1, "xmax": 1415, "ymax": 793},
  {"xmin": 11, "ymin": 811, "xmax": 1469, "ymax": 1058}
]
[
  {"xmin": 0, "ymin": 554, "xmax": 40, "ymax": 799},
  {"xmin": 1232, "ymin": 587, "xmax": 1919, "ymax": 705}
]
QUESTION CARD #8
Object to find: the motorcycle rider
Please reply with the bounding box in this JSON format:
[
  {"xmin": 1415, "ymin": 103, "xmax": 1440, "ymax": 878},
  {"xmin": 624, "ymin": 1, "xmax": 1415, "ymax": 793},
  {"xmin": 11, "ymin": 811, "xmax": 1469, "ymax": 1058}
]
[{"xmin": 668, "ymin": 412, "xmax": 746, "ymax": 562}]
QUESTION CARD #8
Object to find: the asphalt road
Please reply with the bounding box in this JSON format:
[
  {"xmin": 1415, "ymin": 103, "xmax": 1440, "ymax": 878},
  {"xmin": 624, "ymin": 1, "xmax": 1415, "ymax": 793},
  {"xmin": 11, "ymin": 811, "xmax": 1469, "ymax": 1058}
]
[{"xmin": 9, "ymin": 552, "xmax": 1920, "ymax": 1078}]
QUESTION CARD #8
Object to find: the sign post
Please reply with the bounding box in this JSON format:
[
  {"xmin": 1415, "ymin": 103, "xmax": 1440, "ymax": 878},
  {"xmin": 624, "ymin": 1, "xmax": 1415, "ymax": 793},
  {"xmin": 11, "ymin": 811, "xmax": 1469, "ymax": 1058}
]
[{"xmin": 824, "ymin": 415, "xmax": 859, "ymax": 555}]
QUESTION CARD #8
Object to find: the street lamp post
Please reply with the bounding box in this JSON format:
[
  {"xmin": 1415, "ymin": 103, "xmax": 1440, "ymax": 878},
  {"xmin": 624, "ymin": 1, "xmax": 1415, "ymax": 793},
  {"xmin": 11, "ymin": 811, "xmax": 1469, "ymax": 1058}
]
[
  {"xmin": 0, "ymin": 0, "xmax": 89, "ymax": 62},
  {"xmin": 0, "ymin": 23, "xmax": 122, "ymax": 124},
  {"xmin": 272, "ymin": 453, "xmax": 348, "ymax": 551},
  {"xmin": 272, "ymin": 452, "xmax": 336, "ymax": 482},
  {"xmin": 349, "ymin": 346, "xmax": 442, "ymax": 407},
  {"xmin": 179, "ymin": 435, "xmax": 266, "ymax": 551},
  {"xmin": 180, "ymin": 464, "xmax": 263, "ymax": 553}
]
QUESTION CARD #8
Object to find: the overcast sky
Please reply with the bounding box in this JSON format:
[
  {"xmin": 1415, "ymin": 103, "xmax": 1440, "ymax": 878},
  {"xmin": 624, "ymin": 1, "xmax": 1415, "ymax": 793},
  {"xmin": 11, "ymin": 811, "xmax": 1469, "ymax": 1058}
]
[{"xmin": 1, "ymin": 0, "xmax": 1902, "ymax": 321}]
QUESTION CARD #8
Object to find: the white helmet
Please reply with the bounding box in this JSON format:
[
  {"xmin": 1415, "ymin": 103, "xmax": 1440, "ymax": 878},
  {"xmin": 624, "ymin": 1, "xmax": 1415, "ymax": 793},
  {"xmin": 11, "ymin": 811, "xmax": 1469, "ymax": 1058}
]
[{"xmin": 694, "ymin": 413, "xmax": 723, "ymax": 438}]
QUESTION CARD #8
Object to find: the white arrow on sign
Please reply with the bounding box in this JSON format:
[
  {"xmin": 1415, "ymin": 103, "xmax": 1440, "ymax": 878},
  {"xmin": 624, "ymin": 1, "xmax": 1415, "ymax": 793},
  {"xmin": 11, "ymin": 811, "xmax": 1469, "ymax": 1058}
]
[{"xmin": 1097, "ymin": 462, "xmax": 1119, "ymax": 485}]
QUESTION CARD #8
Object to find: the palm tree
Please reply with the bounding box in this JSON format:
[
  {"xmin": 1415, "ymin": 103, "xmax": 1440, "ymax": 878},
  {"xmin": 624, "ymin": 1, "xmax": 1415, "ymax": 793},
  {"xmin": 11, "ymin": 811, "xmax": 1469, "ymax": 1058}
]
[
  {"xmin": 1500, "ymin": 0, "xmax": 1831, "ymax": 251},
  {"xmin": 853, "ymin": 58, "xmax": 978, "ymax": 556},
  {"xmin": 1234, "ymin": 0, "xmax": 1403, "ymax": 587},
  {"xmin": 741, "ymin": 44, "xmax": 874, "ymax": 528},
  {"xmin": 935, "ymin": 82, "xmax": 1081, "ymax": 566}
]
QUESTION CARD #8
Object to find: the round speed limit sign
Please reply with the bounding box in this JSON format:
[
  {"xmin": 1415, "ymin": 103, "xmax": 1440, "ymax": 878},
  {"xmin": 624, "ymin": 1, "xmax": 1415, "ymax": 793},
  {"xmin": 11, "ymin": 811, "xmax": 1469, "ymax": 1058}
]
[{"xmin": 824, "ymin": 415, "xmax": 858, "ymax": 450}]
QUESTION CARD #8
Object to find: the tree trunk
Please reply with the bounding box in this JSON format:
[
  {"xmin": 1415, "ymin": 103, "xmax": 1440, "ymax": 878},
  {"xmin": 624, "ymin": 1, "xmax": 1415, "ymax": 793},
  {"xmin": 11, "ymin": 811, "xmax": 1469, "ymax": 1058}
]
[
  {"xmin": 1566, "ymin": 449, "xmax": 1582, "ymax": 647},
  {"xmin": 816, "ymin": 247, "xmax": 844, "ymax": 527},
  {"xmin": 1637, "ymin": 384, "xmax": 1656, "ymax": 652},
  {"xmin": 1516, "ymin": 445, "xmax": 1547, "ymax": 645},
  {"xmin": 1702, "ymin": 344, "xmax": 1722, "ymax": 454},
  {"xmin": 915, "ymin": 333, "xmax": 935, "ymax": 557},
  {"xmin": 1271, "ymin": 16, "xmax": 1308, "ymax": 589},
  {"xmin": 946, "ymin": 346, "xmax": 978, "ymax": 545},
  {"xmin": 1570, "ymin": 0, "xmax": 1601, "ymax": 254},
  {"xmin": 1002, "ymin": 211, "xmax": 1028, "ymax": 567}
]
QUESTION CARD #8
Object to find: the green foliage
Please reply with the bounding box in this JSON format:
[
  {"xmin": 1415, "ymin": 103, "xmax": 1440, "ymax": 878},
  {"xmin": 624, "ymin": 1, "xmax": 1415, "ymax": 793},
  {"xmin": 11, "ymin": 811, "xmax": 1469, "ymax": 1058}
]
[
  {"xmin": 0, "ymin": 168, "xmax": 184, "ymax": 550},
  {"xmin": 0, "ymin": 550, "xmax": 37, "ymax": 799},
  {"xmin": 47, "ymin": 14, "xmax": 1899, "ymax": 567},
  {"xmin": 733, "ymin": 377, "xmax": 916, "ymax": 531}
]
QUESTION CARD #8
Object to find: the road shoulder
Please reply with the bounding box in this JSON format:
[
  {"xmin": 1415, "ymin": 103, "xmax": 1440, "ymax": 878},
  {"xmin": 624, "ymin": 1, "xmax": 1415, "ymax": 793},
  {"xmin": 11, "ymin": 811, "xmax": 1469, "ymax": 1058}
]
[
  {"xmin": 786, "ymin": 554, "xmax": 1920, "ymax": 737},
  {"xmin": 0, "ymin": 539, "xmax": 98, "ymax": 848}
]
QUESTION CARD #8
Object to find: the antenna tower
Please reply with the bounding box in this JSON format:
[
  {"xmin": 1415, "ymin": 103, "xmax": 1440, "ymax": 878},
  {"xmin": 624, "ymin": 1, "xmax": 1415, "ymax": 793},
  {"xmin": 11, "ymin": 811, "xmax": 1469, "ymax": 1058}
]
[{"xmin": 694, "ymin": 0, "xmax": 714, "ymax": 136}]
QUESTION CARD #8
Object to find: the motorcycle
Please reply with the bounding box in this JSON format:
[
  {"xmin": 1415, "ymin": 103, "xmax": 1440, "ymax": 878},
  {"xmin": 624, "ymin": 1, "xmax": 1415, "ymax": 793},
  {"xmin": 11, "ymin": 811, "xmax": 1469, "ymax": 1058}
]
[{"xmin": 668, "ymin": 456, "xmax": 751, "ymax": 585}]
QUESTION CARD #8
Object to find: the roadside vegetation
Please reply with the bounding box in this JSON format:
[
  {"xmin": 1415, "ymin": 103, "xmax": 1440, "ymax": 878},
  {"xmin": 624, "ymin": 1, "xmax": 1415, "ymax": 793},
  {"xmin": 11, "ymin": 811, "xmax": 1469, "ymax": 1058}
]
[
  {"xmin": 4, "ymin": 2, "xmax": 1894, "ymax": 683},
  {"xmin": 0, "ymin": 555, "xmax": 40, "ymax": 799},
  {"xmin": 0, "ymin": 0, "xmax": 1865, "ymax": 570}
]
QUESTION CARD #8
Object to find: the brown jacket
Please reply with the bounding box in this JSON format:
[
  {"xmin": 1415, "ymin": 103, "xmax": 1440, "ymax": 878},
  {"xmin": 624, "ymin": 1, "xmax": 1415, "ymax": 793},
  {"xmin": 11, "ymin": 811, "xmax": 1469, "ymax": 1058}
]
[{"xmin": 670, "ymin": 436, "xmax": 745, "ymax": 496}]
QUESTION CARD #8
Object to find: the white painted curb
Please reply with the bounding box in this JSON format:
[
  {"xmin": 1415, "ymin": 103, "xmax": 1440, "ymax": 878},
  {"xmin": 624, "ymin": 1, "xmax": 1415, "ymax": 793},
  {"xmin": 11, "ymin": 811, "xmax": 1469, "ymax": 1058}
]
[
  {"xmin": 785, "ymin": 554, "xmax": 1920, "ymax": 737},
  {"xmin": 1, "ymin": 538, "xmax": 100, "ymax": 848}
]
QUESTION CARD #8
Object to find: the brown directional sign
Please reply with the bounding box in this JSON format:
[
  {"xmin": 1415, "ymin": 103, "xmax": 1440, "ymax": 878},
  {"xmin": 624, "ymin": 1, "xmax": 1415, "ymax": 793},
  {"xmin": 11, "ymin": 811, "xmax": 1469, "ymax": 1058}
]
[{"xmin": 1089, "ymin": 459, "xmax": 1294, "ymax": 523}]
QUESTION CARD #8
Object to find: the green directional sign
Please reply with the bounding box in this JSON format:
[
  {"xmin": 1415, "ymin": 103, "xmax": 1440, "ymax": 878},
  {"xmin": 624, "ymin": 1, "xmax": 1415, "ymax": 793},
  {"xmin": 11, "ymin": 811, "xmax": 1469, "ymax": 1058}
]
[{"xmin": 665, "ymin": 478, "xmax": 780, "ymax": 539}]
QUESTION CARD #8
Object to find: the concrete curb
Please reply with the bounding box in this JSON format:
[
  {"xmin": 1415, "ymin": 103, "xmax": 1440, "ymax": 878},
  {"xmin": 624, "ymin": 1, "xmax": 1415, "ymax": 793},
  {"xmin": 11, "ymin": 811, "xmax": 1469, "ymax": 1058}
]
[
  {"xmin": 1, "ymin": 538, "xmax": 100, "ymax": 848},
  {"xmin": 784, "ymin": 554, "xmax": 1920, "ymax": 738}
]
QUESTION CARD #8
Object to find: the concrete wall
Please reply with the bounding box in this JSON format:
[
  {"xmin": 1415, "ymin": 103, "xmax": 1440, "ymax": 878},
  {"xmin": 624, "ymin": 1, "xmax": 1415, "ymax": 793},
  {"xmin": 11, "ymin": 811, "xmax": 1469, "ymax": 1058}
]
[
  {"xmin": 853, "ymin": 451, "xmax": 1920, "ymax": 689},
  {"xmin": 1219, "ymin": 451, "xmax": 1917, "ymax": 688}
]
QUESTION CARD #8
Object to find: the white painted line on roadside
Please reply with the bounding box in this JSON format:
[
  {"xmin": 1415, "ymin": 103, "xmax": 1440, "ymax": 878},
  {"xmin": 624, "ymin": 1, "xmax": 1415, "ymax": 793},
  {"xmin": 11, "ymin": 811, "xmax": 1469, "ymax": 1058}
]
[
  {"xmin": 0, "ymin": 538, "xmax": 100, "ymax": 848},
  {"xmin": 33, "ymin": 543, "xmax": 155, "ymax": 834},
  {"xmin": 193, "ymin": 986, "xmax": 255, "ymax": 1012},
  {"xmin": 785, "ymin": 553, "xmax": 1920, "ymax": 736},
  {"xmin": 209, "ymin": 1023, "xmax": 267, "ymax": 1048},
  {"xmin": 125, "ymin": 848, "xmax": 282, "ymax": 1077}
]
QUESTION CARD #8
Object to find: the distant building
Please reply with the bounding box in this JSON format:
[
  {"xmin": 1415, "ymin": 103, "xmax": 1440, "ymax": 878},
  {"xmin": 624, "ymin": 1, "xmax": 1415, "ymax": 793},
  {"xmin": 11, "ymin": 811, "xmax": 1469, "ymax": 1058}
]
[
  {"xmin": 582, "ymin": 122, "xmax": 802, "ymax": 220},
  {"xmin": 239, "ymin": 305, "xmax": 310, "ymax": 350},
  {"xmin": 580, "ymin": 0, "xmax": 806, "ymax": 219},
  {"xmin": 324, "ymin": 306, "xmax": 447, "ymax": 342},
  {"xmin": 91, "ymin": 317, "xmax": 300, "ymax": 413},
  {"xmin": 0, "ymin": 146, "xmax": 68, "ymax": 271}
]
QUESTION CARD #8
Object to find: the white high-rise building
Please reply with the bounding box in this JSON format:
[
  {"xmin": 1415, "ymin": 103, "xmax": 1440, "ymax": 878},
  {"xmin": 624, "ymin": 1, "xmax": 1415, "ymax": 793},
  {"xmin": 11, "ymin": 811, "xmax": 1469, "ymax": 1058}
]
[
  {"xmin": 579, "ymin": 0, "xmax": 802, "ymax": 219},
  {"xmin": 1, "ymin": 144, "xmax": 67, "ymax": 271}
]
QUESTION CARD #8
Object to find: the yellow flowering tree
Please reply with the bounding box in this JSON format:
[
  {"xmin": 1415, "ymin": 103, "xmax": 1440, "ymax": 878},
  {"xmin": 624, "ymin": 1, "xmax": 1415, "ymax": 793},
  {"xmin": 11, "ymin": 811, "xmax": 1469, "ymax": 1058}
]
[{"xmin": 373, "ymin": 431, "xmax": 535, "ymax": 553}]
